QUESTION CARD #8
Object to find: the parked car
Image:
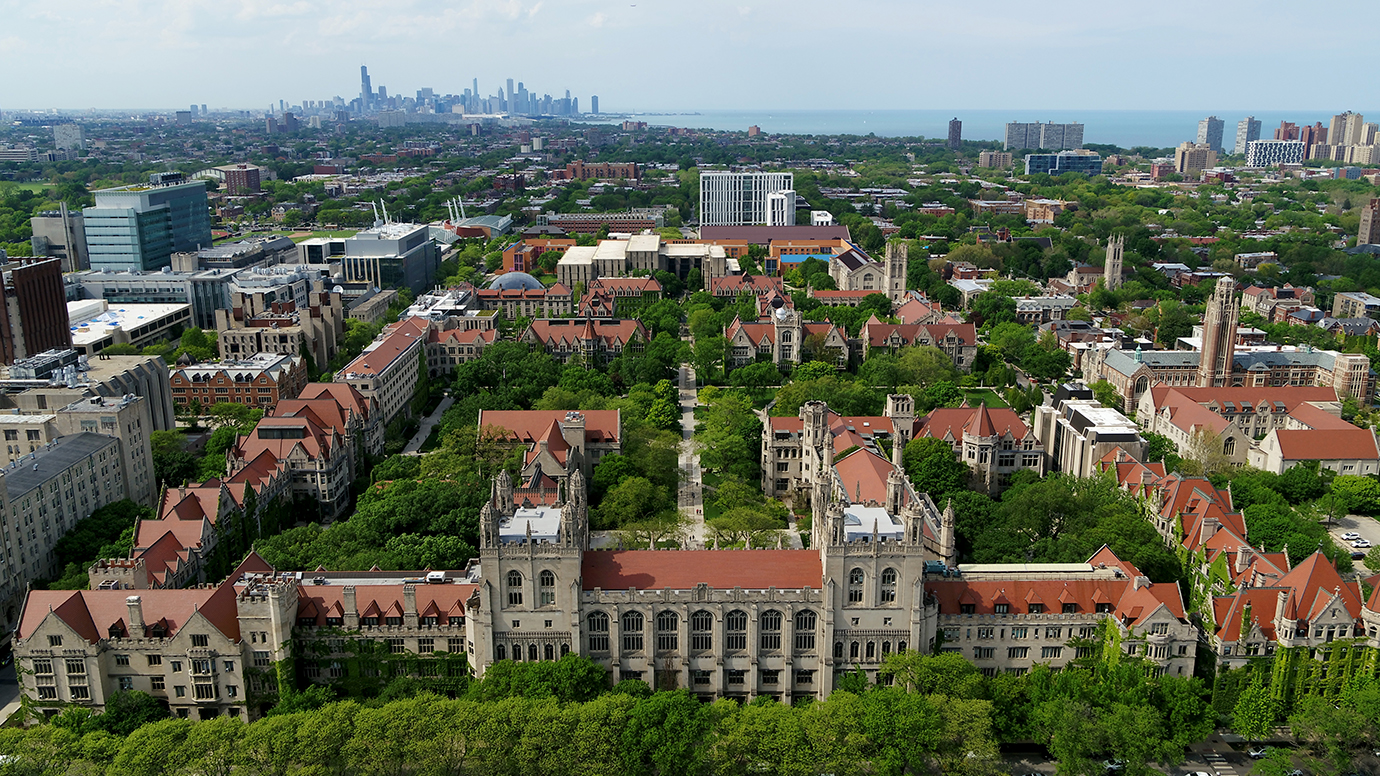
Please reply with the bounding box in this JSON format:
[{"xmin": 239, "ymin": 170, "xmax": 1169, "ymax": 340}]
[
  {"xmin": 1341, "ymin": 532, "xmax": 1361, "ymax": 540},
  {"xmin": 1352, "ymin": 539, "xmax": 1372, "ymax": 549},
  {"xmin": 1102, "ymin": 761, "xmax": 1125, "ymax": 774},
  {"xmin": 1248, "ymin": 747, "xmax": 1269, "ymax": 758}
]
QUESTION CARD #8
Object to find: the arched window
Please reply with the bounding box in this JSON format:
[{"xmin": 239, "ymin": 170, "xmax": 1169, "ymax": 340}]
[
  {"xmin": 834, "ymin": 641, "xmax": 845, "ymax": 659},
  {"xmin": 656, "ymin": 611, "xmax": 679, "ymax": 651},
  {"xmin": 587, "ymin": 612, "xmax": 610, "ymax": 652},
  {"xmin": 897, "ymin": 641, "xmax": 907, "ymax": 653},
  {"xmin": 880, "ymin": 568, "xmax": 897, "ymax": 604},
  {"xmin": 544, "ymin": 643, "xmax": 554, "ymax": 661},
  {"xmin": 528, "ymin": 643, "xmax": 538, "ymax": 661},
  {"xmin": 850, "ymin": 641, "xmax": 860, "ymax": 659},
  {"xmin": 496, "ymin": 644, "xmax": 506, "ymax": 661},
  {"xmin": 506, "ymin": 571, "xmax": 523, "ymax": 607},
  {"xmin": 848, "ymin": 568, "xmax": 864, "ymax": 604},
  {"xmin": 726, "ymin": 610, "xmax": 748, "ymax": 651},
  {"xmin": 866, "ymin": 641, "xmax": 876, "ymax": 659},
  {"xmin": 760, "ymin": 610, "xmax": 783, "ymax": 651},
  {"xmin": 691, "ymin": 610, "xmax": 713, "ymax": 652},
  {"xmin": 882, "ymin": 641, "xmax": 892, "ymax": 656},
  {"xmin": 539, "ymin": 570, "xmax": 556, "ymax": 607},
  {"xmin": 561, "ymin": 643, "xmax": 569, "ymax": 656},
  {"xmin": 622, "ymin": 611, "xmax": 644, "ymax": 652},
  {"xmin": 1223, "ymin": 437, "xmax": 1236, "ymax": 456},
  {"xmin": 794, "ymin": 611, "xmax": 817, "ymax": 651}
]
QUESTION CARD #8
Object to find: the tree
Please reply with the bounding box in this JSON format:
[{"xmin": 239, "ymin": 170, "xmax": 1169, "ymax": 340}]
[
  {"xmin": 792, "ymin": 360, "xmax": 835, "ymax": 383},
  {"xmin": 596, "ymin": 476, "xmax": 664, "ymax": 530},
  {"xmin": 709, "ymin": 507, "xmax": 785, "ymax": 547},
  {"xmin": 1232, "ymin": 676, "xmax": 1279, "ymax": 743},
  {"xmin": 1182, "ymin": 427, "xmax": 1233, "ymax": 476},
  {"xmin": 1090, "ymin": 379, "xmax": 1122, "ymax": 410},
  {"xmin": 96, "ymin": 691, "xmax": 171, "ymax": 736},
  {"xmin": 1331, "ymin": 474, "xmax": 1380, "ymax": 515},
  {"xmin": 902, "ymin": 437, "xmax": 970, "ymax": 499},
  {"xmin": 729, "ymin": 361, "xmax": 780, "ymax": 388},
  {"xmin": 968, "ymin": 292, "xmax": 1017, "ymax": 328}
]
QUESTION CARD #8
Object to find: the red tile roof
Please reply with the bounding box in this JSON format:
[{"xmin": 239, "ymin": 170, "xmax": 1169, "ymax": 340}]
[
  {"xmin": 339, "ymin": 316, "xmax": 427, "ymax": 377},
  {"xmin": 477, "ymin": 409, "xmax": 621, "ymax": 445},
  {"xmin": 916, "ymin": 406, "xmax": 1030, "ymax": 441},
  {"xmin": 18, "ymin": 583, "xmax": 240, "ymax": 642},
  {"xmin": 582, "ymin": 550, "xmax": 821, "ymax": 590},
  {"xmin": 1274, "ymin": 428, "xmax": 1379, "ymax": 461}
]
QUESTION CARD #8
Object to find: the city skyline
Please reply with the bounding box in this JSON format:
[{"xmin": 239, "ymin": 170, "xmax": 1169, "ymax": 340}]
[{"xmin": 3, "ymin": 0, "xmax": 1378, "ymax": 111}]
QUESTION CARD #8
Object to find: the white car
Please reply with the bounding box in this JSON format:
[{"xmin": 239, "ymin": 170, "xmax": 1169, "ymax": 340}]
[
  {"xmin": 1342, "ymin": 532, "xmax": 1361, "ymax": 540},
  {"xmin": 1353, "ymin": 540, "xmax": 1372, "ymax": 549},
  {"xmin": 1248, "ymin": 747, "xmax": 1269, "ymax": 758}
]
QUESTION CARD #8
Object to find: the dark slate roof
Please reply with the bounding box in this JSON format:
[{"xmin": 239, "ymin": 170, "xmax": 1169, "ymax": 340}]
[{"xmin": 2, "ymin": 433, "xmax": 119, "ymax": 497}]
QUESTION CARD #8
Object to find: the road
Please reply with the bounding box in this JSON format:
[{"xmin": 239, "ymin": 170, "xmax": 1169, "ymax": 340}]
[
  {"xmin": 402, "ymin": 395, "xmax": 454, "ymax": 455},
  {"xmin": 679, "ymin": 363, "xmax": 706, "ymax": 548},
  {"xmin": 1325, "ymin": 513, "xmax": 1380, "ymax": 572}
]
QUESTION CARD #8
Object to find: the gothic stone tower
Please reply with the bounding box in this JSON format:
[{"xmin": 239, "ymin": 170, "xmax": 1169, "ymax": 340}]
[
  {"xmin": 884, "ymin": 241, "xmax": 909, "ymax": 303},
  {"xmin": 1104, "ymin": 235, "xmax": 1124, "ymax": 291},
  {"xmin": 1197, "ymin": 276, "xmax": 1239, "ymax": 387},
  {"xmin": 469, "ymin": 468, "xmax": 589, "ymax": 676}
]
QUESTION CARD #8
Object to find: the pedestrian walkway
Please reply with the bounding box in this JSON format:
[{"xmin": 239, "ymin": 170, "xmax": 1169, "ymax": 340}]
[
  {"xmin": 678, "ymin": 363, "xmax": 706, "ymax": 548},
  {"xmin": 401, "ymin": 395, "xmax": 454, "ymax": 455}
]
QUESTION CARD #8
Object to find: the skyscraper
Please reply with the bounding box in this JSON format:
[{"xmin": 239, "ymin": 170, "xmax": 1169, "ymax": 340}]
[
  {"xmin": 1003, "ymin": 122, "xmax": 1084, "ymax": 151},
  {"xmin": 591, "ymin": 96, "xmax": 599, "ymax": 114},
  {"xmin": 1196, "ymin": 116, "xmax": 1224, "ymax": 153},
  {"xmin": 947, "ymin": 118, "xmax": 961, "ymax": 150},
  {"xmin": 360, "ymin": 66, "xmax": 372, "ymax": 112},
  {"xmin": 507, "ymin": 79, "xmax": 515, "ymax": 111},
  {"xmin": 1234, "ymin": 116, "xmax": 1261, "ymax": 155},
  {"xmin": 1197, "ymin": 276, "xmax": 1238, "ymax": 388},
  {"xmin": 1358, "ymin": 199, "xmax": 1380, "ymax": 246}
]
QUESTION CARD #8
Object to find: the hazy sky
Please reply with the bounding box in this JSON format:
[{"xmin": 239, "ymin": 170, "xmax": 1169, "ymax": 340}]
[{"xmin": 4, "ymin": 0, "xmax": 1378, "ymax": 112}]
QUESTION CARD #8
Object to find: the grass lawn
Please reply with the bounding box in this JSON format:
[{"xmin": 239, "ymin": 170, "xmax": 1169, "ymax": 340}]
[
  {"xmin": 213, "ymin": 229, "xmax": 358, "ymax": 245},
  {"xmin": 0, "ymin": 181, "xmax": 54, "ymax": 194},
  {"xmin": 960, "ymin": 388, "xmax": 1009, "ymax": 408}
]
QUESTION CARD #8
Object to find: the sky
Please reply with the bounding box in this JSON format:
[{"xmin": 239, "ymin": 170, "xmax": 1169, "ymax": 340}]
[{"xmin": 3, "ymin": 0, "xmax": 1379, "ymax": 113}]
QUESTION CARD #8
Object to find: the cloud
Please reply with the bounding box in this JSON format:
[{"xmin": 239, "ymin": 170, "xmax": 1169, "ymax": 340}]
[
  {"xmin": 588, "ymin": 11, "xmax": 605, "ymax": 26},
  {"xmin": 527, "ymin": 1, "xmax": 542, "ymax": 18}
]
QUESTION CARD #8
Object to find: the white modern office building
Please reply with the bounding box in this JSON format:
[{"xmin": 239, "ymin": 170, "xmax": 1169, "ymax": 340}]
[{"xmin": 699, "ymin": 172, "xmax": 794, "ymax": 226}]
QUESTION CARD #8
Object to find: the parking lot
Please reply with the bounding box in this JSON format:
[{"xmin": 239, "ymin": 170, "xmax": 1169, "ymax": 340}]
[{"xmin": 1325, "ymin": 514, "xmax": 1380, "ymax": 572}]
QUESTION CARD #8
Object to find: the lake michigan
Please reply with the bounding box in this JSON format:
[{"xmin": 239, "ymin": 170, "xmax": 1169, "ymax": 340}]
[{"xmin": 576, "ymin": 109, "xmax": 1379, "ymax": 150}]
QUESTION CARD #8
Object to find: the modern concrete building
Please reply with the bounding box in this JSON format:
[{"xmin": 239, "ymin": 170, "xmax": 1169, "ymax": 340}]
[
  {"xmin": 65, "ymin": 267, "xmax": 244, "ymax": 331},
  {"xmin": 947, "ymin": 118, "xmax": 962, "ymax": 150},
  {"xmin": 0, "ymin": 258, "xmax": 72, "ymax": 365},
  {"xmin": 1174, "ymin": 143, "xmax": 1218, "ymax": 176},
  {"xmin": 1331, "ymin": 291, "xmax": 1380, "ymax": 320},
  {"xmin": 1003, "ymin": 122, "xmax": 1084, "ymax": 151},
  {"xmin": 1024, "ymin": 151, "xmax": 1102, "ymax": 176},
  {"xmin": 0, "ymin": 350, "xmax": 176, "ymax": 432},
  {"xmin": 52, "ymin": 124, "xmax": 85, "ymax": 153},
  {"xmin": 83, "ymin": 176, "xmax": 213, "ymax": 272},
  {"xmin": 339, "ymin": 223, "xmax": 440, "ymax": 294},
  {"xmin": 66, "ymin": 300, "xmax": 191, "ymax": 357},
  {"xmin": 1032, "ymin": 384, "xmax": 1146, "ymax": 479},
  {"xmin": 699, "ymin": 172, "xmax": 795, "ymax": 226},
  {"xmin": 29, "ymin": 205, "xmax": 88, "ymax": 272},
  {"xmin": 215, "ymin": 275, "xmax": 343, "ymax": 369},
  {"xmin": 1234, "ymin": 116, "xmax": 1261, "ymax": 154}
]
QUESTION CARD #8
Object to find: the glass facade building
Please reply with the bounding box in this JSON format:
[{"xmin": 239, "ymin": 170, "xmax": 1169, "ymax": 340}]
[{"xmin": 83, "ymin": 181, "xmax": 212, "ymax": 272}]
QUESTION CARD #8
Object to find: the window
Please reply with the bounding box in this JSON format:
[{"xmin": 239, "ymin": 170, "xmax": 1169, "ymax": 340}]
[
  {"xmin": 32, "ymin": 659, "xmax": 52, "ymax": 675},
  {"xmin": 848, "ymin": 568, "xmax": 864, "ymax": 603},
  {"xmin": 762, "ymin": 670, "xmax": 780, "ymax": 686},
  {"xmin": 691, "ymin": 610, "xmax": 713, "ymax": 652},
  {"xmin": 147, "ymin": 655, "xmax": 162, "ymax": 666},
  {"xmin": 850, "ymin": 641, "xmax": 860, "ymax": 659},
  {"xmin": 1028, "ymin": 603, "xmax": 1044, "ymax": 614},
  {"xmin": 760, "ymin": 610, "xmax": 782, "ymax": 651},
  {"xmin": 588, "ymin": 612, "xmax": 610, "ymax": 652},
  {"xmin": 118, "ymin": 676, "xmax": 134, "ymax": 691},
  {"xmin": 977, "ymin": 627, "xmax": 994, "ymax": 640},
  {"xmin": 37, "ymin": 686, "xmax": 57, "ymax": 700},
  {"xmin": 115, "ymin": 655, "xmax": 130, "ymax": 667},
  {"xmin": 253, "ymin": 651, "xmax": 270, "ymax": 668},
  {"xmin": 529, "ymin": 644, "xmax": 539, "ymax": 661},
  {"xmin": 1095, "ymin": 603, "xmax": 1112, "ymax": 614},
  {"xmin": 834, "ymin": 641, "xmax": 845, "ymax": 659},
  {"xmin": 1150, "ymin": 622, "xmax": 1169, "ymax": 635},
  {"xmin": 794, "ymin": 611, "xmax": 817, "ymax": 650},
  {"xmin": 194, "ymin": 684, "xmax": 216, "ymax": 700},
  {"xmin": 47, "ymin": 636, "xmax": 62, "ymax": 647},
  {"xmin": 794, "ymin": 670, "xmax": 814, "ymax": 685},
  {"xmin": 726, "ymin": 610, "xmax": 748, "ymax": 651},
  {"xmin": 960, "ymin": 604, "xmax": 975, "ymax": 615},
  {"xmin": 388, "ymin": 639, "xmax": 406, "ymax": 654},
  {"xmin": 973, "ymin": 647, "xmax": 995, "ymax": 659},
  {"xmin": 1223, "ymin": 437, "xmax": 1236, "ymax": 456},
  {"xmin": 1041, "ymin": 646, "xmax": 1063, "ymax": 660},
  {"xmin": 1061, "ymin": 603, "xmax": 1077, "ymax": 614},
  {"xmin": 151, "ymin": 676, "xmax": 165, "ymax": 691},
  {"xmin": 506, "ymin": 571, "xmax": 523, "ymax": 607},
  {"xmin": 171, "ymin": 661, "xmax": 183, "ymax": 673},
  {"xmin": 1009, "ymin": 647, "xmax": 1029, "ymax": 659},
  {"xmin": 692, "ymin": 670, "xmax": 711, "ymax": 686},
  {"xmin": 496, "ymin": 644, "xmax": 507, "ymax": 661},
  {"xmin": 545, "ymin": 643, "xmax": 555, "ymax": 661},
  {"xmin": 727, "ymin": 669, "xmax": 746, "ymax": 686},
  {"xmin": 449, "ymin": 638, "xmax": 465, "ymax": 653},
  {"xmin": 994, "ymin": 604, "xmax": 1009, "ymax": 614},
  {"xmin": 191, "ymin": 634, "xmax": 209, "ymax": 648},
  {"xmin": 175, "ymin": 686, "xmax": 187, "ymax": 698},
  {"xmin": 880, "ymin": 568, "xmax": 897, "ymax": 603},
  {"xmin": 622, "ymin": 611, "xmax": 644, "ymax": 652},
  {"xmin": 69, "ymin": 686, "xmax": 90, "ymax": 700},
  {"xmin": 65, "ymin": 659, "xmax": 86, "ymax": 676},
  {"xmin": 655, "ymin": 611, "xmax": 678, "ymax": 651},
  {"xmin": 192, "ymin": 659, "xmax": 212, "ymax": 675},
  {"xmin": 866, "ymin": 641, "xmax": 876, "ymax": 659},
  {"xmin": 539, "ymin": 570, "xmax": 556, "ymax": 607},
  {"xmin": 1045, "ymin": 628, "xmax": 1061, "ymax": 639},
  {"xmin": 227, "ymin": 686, "xmax": 238, "ymax": 698}
]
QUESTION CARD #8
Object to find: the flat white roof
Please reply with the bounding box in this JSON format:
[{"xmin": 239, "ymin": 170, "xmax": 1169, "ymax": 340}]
[
  {"xmin": 499, "ymin": 505, "xmax": 562, "ymax": 543},
  {"xmin": 69, "ymin": 301, "xmax": 191, "ymax": 346},
  {"xmin": 843, "ymin": 505, "xmax": 902, "ymax": 541}
]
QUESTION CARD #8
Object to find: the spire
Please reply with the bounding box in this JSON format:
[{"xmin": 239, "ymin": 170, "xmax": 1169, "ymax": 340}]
[{"xmin": 940, "ymin": 498, "xmax": 956, "ymax": 567}]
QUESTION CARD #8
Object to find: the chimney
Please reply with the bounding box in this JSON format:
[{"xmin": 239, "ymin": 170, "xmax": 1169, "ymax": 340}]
[
  {"xmin": 1235, "ymin": 545, "xmax": 1252, "ymax": 575},
  {"xmin": 1201, "ymin": 517, "xmax": 1219, "ymax": 541},
  {"xmin": 126, "ymin": 595, "xmax": 145, "ymax": 636},
  {"xmin": 403, "ymin": 584, "xmax": 417, "ymax": 615},
  {"xmin": 343, "ymin": 586, "xmax": 357, "ymax": 616},
  {"xmin": 1132, "ymin": 576, "xmax": 1150, "ymax": 590}
]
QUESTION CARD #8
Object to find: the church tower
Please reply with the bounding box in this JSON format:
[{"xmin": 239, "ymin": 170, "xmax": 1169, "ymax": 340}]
[
  {"xmin": 773, "ymin": 308, "xmax": 803, "ymax": 364},
  {"xmin": 1198, "ymin": 276, "xmax": 1239, "ymax": 387},
  {"xmin": 884, "ymin": 240, "xmax": 909, "ymax": 303},
  {"xmin": 1104, "ymin": 235, "xmax": 1124, "ymax": 291},
  {"xmin": 885, "ymin": 394, "xmax": 915, "ymax": 464}
]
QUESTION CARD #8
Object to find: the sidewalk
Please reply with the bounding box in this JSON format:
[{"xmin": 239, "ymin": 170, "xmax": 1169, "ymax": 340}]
[
  {"xmin": 402, "ymin": 395, "xmax": 454, "ymax": 455},
  {"xmin": 678, "ymin": 364, "xmax": 706, "ymax": 548}
]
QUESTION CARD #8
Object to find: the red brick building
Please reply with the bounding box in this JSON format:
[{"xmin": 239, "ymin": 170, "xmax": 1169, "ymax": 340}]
[{"xmin": 169, "ymin": 353, "xmax": 307, "ymax": 411}]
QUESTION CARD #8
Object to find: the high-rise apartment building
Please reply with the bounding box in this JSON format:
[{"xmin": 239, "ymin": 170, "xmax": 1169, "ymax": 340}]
[
  {"xmin": 1275, "ymin": 121, "xmax": 1299, "ymax": 141},
  {"xmin": 591, "ymin": 96, "xmax": 599, "ymax": 114},
  {"xmin": 1174, "ymin": 142, "xmax": 1218, "ymax": 176},
  {"xmin": 1358, "ymin": 199, "xmax": 1380, "ymax": 246},
  {"xmin": 977, "ymin": 151, "xmax": 1013, "ymax": 168},
  {"xmin": 1299, "ymin": 122, "xmax": 1327, "ymax": 148},
  {"xmin": 699, "ymin": 172, "xmax": 795, "ymax": 226},
  {"xmin": 52, "ymin": 124, "xmax": 84, "ymax": 153},
  {"xmin": 1245, "ymin": 140, "xmax": 1305, "ymax": 168},
  {"xmin": 1196, "ymin": 116, "xmax": 1224, "ymax": 152},
  {"xmin": 947, "ymin": 118, "xmax": 961, "ymax": 150},
  {"xmin": 1329, "ymin": 112, "xmax": 1365, "ymax": 147},
  {"xmin": 83, "ymin": 176, "xmax": 212, "ymax": 272},
  {"xmin": 1234, "ymin": 116, "xmax": 1261, "ymax": 154},
  {"xmin": 1003, "ymin": 121, "xmax": 1084, "ymax": 151}
]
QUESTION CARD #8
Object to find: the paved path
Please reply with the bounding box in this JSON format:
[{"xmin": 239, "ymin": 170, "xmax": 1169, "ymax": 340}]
[
  {"xmin": 678, "ymin": 364, "xmax": 706, "ymax": 548},
  {"xmin": 402, "ymin": 395, "xmax": 454, "ymax": 455}
]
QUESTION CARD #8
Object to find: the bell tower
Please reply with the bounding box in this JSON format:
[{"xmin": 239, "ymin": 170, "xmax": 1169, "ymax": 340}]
[{"xmin": 884, "ymin": 240, "xmax": 909, "ymax": 302}]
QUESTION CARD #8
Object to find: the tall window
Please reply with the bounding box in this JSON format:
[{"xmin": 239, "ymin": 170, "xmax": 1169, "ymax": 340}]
[
  {"xmin": 880, "ymin": 568, "xmax": 897, "ymax": 604},
  {"xmin": 1223, "ymin": 438, "xmax": 1236, "ymax": 456},
  {"xmin": 691, "ymin": 610, "xmax": 713, "ymax": 652},
  {"xmin": 587, "ymin": 612, "xmax": 609, "ymax": 652},
  {"xmin": 656, "ymin": 611, "xmax": 679, "ymax": 652},
  {"xmin": 539, "ymin": 570, "xmax": 556, "ymax": 607},
  {"xmin": 848, "ymin": 568, "xmax": 864, "ymax": 604},
  {"xmin": 760, "ymin": 610, "xmax": 782, "ymax": 651},
  {"xmin": 506, "ymin": 571, "xmax": 523, "ymax": 607},
  {"xmin": 725, "ymin": 610, "xmax": 748, "ymax": 651},
  {"xmin": 794, "ymin": 610, "xmax": 817, "ymax": 650},
  {"xmin": 622, "ymin": 611, "xmax": 644, "ymax": 652}
]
